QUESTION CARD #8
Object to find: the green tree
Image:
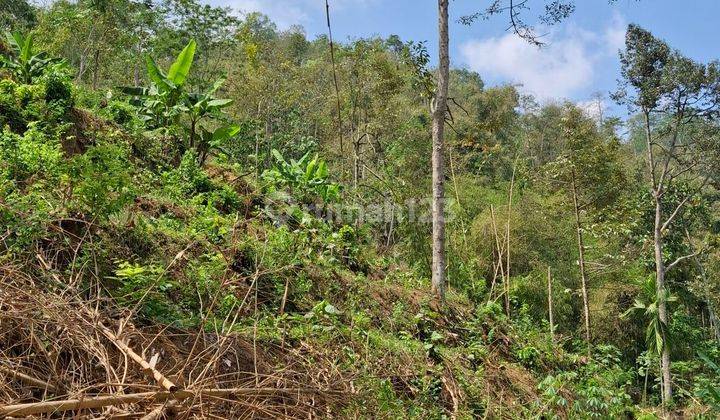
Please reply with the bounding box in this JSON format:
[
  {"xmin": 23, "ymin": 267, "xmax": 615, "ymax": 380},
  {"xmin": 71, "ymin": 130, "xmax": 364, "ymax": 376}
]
[
  {"xmin": 0, "ymin": 0, "xmax": 36, "ymax": 32},
  {"xmin": 545, "ymin": 105, "xmax": 626, "ymax": 356},
  {"xmin": 615, "ymin": 24, "xmax": 720, "ymax": 404}
]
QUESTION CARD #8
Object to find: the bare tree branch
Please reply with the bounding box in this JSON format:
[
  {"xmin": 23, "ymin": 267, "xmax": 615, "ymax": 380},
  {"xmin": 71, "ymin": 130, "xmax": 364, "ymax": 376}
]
[
  {"xmin": 666, "ymin": 249, "xmax": 703, "ymax": 272},
  {"xmin": 660, "ymin": 175, "xmax": 710, "ymax": 233}
]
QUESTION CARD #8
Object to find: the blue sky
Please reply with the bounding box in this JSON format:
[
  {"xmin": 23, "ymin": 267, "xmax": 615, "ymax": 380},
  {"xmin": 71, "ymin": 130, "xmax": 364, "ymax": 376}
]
[{"xmin": 210, "ymin": 1, "xmax": 720, "ymax": 115}]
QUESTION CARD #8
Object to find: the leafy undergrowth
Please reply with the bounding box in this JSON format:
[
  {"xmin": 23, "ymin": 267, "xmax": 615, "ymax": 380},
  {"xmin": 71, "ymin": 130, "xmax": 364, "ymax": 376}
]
[{"xmin": 0, "ymin": 74, "xmax": 689, "ymax": 419}]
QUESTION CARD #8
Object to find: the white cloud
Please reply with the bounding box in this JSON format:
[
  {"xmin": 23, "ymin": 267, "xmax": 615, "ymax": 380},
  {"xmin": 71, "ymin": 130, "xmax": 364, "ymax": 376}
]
[
  {"xmin": 218, "ymin": 0, "xmax": 374, "ymax": 29},
  {"xmin": 576, "ymin": 97, "xmax": 607, "ymax": 122},
  {"xmin": 224, "ymin": 0, "xmax": 309, "ymax": 28},
  {"xmin": 604, "ymin": 12, "xmax": 627, "ymax": 55},
  {"xmin": 459, "ymin": 15, "xmax": 626, "ymax": 101},
  {"xmin": 460, "ymin": 34, "xmax": 593, "ymax": 100}
]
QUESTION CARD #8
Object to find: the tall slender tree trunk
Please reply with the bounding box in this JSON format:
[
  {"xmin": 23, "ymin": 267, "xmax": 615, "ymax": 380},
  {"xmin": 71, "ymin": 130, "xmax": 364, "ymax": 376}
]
[
  {"xmin": 710, "ymin": 306, "xmax": 720, "ymax": 343},
  {"xmin": 353, "ymin": 130, "xmax": 360, "ymax": 190},
  {"xmin": 431, "ymin": 0, "xmax": 449, "ymax": 302},
  {"xmin": 264, "ymin": 118, "xmax": 272, "ymax": 171},
  {"xmin": 255, "ymin": 133, "xmax": 261, "ymax": 182},
  {"xmin": 547, "ymin": 266, "xmax": 555, "ymax": 344},
  {"xmin": 134, "ymin": 65, "xmax": 140, "ymax": 87},
  {"xmin": 653, "ymin": 196, "xmax": 672, "ymax": 404},
  {"xmin": 644, "ymin": 110, "xmax": 672, "ymax": 404},
  {"xmin": 92, "ymin": 49, "xmax": 100, "ymax": 90},
  {"xmin": 489, "ymin": 205, "xmax": 505, "ymax": 303},
  {"xmin": 571, "ymin": 169, "xmax": 591, "ymax": 357},
  {"xmin": 77, "ymin": 57, "xmax": 86, "ymax": 82},
  {"xmin": 504, "ymin": 159, "xmax": 517, "ymax": 317}
]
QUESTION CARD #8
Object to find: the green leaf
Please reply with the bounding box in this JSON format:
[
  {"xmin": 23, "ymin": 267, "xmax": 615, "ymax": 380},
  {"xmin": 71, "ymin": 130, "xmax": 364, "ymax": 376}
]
[
  {"xmin": 145, "ymin": 55, "xmax": 171, "ymax": 91},
  {"xmin": 316, "ymin": 160, "xmax": 328, "ymax": 178},
  {"xmin": 708, "ymin": 386, "xmax": 720, "ymax": 403},
  {"xmin": 296, "ymin": 151, "xmax": 310, "ymax": 166},
  {"xmin": 20, "ymin": 32, "xmax": 32, "ymax": 63},
  {"xmin": 211, "ymin": 125, "xmax": 241, "ymax": 144},
  {"xmin": 206, "ymin": 98, "xmax": 233, "ymax": 108},
  {"xmin": 305, "ymin": 158, "xmax": 317, "ymax": 180},
  {"xmin": 620, "ymin": 300, "xmax": 645, "ymax": 319},
  {"xmin": 5, "ymin": 32, "xmax": 21, "ymax": 54},
  {"xmin": 325, "ymin": 184, "xmax": 340, "ymax": 201},
  {"xmin": 699, "ymin": 352, "xmax": 720, "ymax": 374},
  {"xmin": 271, "ymin": 149, "xmax": 286, "ymax": 164},
  {"xmin": 208, "ymin": 77, "xmax": 226, "ymax": 94},
  {"xmin": 324, "ymin": 303, "xmax": 341, "ymax": 315},
  {"xmin": 0, "ymin": 55, "xmax": 14, "ymax": 69},
  {"xmin": 119, "ymin": 86, "xmax": 150, "ymax": 96},
  {"xmin": 167, "ymin": 39, "xmax": 196, "ymax": 86}
]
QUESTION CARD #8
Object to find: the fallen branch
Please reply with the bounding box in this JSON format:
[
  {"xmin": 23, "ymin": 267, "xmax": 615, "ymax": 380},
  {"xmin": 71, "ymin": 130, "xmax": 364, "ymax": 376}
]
[
  {"xmin": 0, "ymin": 365, "xmax": 59, "ymax": 394},
  {"xmin": 0, "ymin": 387, "xmax": 325, "ymax": 417},
  {"xmin": 96, "ymin": 323, "xmax": 178, "ymax": 393},
  {"xmin": 35, "ymin": 253, "xmax": 177, "ymax": 393},
  {"xmin": 139, "ymin": 399, "xmax": 179, "ymax": 420}
]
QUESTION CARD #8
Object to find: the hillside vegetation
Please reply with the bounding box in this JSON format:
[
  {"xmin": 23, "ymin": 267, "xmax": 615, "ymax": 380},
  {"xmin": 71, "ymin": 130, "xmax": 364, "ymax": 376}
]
[{"xmin": 1, "ymin": 1, "xmax": 720, "ymax": 418}]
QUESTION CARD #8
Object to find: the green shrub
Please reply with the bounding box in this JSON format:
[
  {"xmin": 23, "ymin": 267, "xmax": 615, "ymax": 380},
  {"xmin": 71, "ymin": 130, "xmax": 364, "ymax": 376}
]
[
  {"xmin": 537, "ymin": 345, "xmax": 633, "ymax": 418},
  {"xmin": 327, "ymin": 225, "xmax": 370, "ymax": 271},
  {"xmin": 695, "ymin": 350, "xmax": 720, "ymax": 412},
  {"xmin": 515, "ymin": 344, "xmax": 541, "ymax": 367},
  {"xmin": 183, "ymin": 252, "xmax": 232, "ymax": 314},
  {"xmin": 110, "ymin": 261, "xmax": 184, "ymax": 324},
  {"xmin": 42, "ymin": 70, "xmax": 73, "ymax": 107},
  {"xmin": 163, "ymin": 150, "xmax": 213, "ymax": 198},
  {"xmin": 208, "ymin": 184, "xmax": 241, "ymax": 214},
  {"xmin": 0, "ymin": 78, "xmax": 44, "ymax": 132},
  {"xmin": 0, "ymin": 184, "xmax": 57, "ymax": 252},
  {"xmin": 0, "ymin": 79, "xmax": 23, "ymax": 131},
  {"xmin": 262, "ymin": 149, "xmax": 341, "ymax": 204},
  {"xmin": 0, "ymin": 125, "xmax": 62, "ymax": 182},
  {"xmin": 68, "ymin": 142, "xmax": 135, "ymax": 219},
  {"xmin": 106, "ymin": 100, "xmax": 136, "ymax": 126}
]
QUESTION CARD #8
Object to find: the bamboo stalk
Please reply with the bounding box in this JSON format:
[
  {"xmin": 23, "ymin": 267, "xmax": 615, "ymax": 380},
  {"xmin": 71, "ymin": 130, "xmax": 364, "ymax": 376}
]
[
  {"xmin": 0, "ymin": 388, "xmax": 321, "ymax": 417},
  {"xmin": 571, "ymin": 168, "xmax": 592, "ymax": 357},
  {"xmin": 139, "ymin": 400, "xmax": 179, "ymax": 420},
  {"xmin": 96, "ymin": 323, "xmax": 177, "ymax": 393},
  {"xmin": 489, "ymin": 205, "xmax": 507, "ymax": 311},
  {"xmin": 0, "ymin": 365, "xmax": 59, "ymax": 394}
]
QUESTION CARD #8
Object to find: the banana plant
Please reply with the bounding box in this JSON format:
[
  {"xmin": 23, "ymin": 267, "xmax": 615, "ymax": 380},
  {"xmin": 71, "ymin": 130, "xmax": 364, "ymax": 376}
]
[
  {"xmin": 120, "ymin": 39, "xmax": 239, "ymax": 163},
  {"xmin": 263, "ymin": 149, "xmax": 341, "ymax": 204},
  {"xmin": 0, "ymin": 32, "xmax": 64, "ymax": 84},
  {"xmin": 183, "ymin": 77, "xmax": 234, "ymax": 152},
  {"xmin": 120, "ymin": 39, "xmax": 197, "ymax": 127},
  {"xmin": 196, "ymin": 123, "xmax": 241, "ymax": 165}
]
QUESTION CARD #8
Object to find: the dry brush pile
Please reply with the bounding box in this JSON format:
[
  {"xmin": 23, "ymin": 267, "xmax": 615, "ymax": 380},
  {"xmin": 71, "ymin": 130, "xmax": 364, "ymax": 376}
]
[{"xmin": 0, "ymin": 251, "xmax": 349, "ymax": 419}]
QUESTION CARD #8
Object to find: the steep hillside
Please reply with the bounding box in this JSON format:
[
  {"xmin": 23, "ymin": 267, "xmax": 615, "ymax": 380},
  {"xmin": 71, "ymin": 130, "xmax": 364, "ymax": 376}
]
[
  {"xmin": 0, "ymin": 72, "xmax": 645, "ymax": 419},
  {"xmin": 3, "ymin": 3, "xmax": 720, "ymax": 417}
]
